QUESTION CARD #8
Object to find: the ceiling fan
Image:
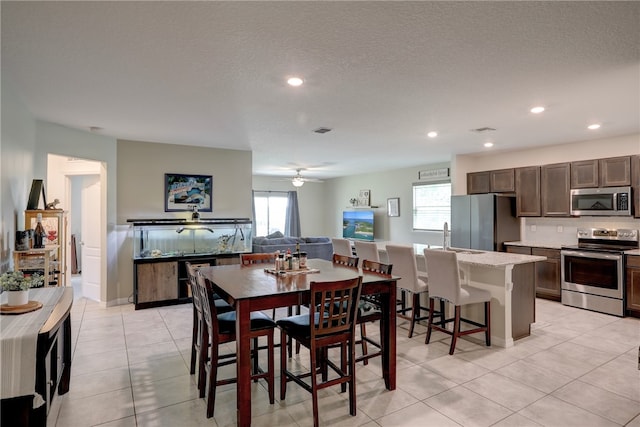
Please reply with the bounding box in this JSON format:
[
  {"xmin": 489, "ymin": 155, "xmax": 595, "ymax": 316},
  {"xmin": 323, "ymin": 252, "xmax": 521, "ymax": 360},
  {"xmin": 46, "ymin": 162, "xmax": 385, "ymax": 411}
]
[{"xmin": 289, "ymin": 169, "xmax": 323, "ymax": 187}]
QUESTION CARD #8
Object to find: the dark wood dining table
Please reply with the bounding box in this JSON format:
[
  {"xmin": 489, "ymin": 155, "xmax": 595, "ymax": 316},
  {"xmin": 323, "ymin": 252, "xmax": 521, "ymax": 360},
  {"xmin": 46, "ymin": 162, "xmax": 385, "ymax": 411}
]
[{"xmin": 199, "ymin": 258, "xmax": 398, "ymax": 427}]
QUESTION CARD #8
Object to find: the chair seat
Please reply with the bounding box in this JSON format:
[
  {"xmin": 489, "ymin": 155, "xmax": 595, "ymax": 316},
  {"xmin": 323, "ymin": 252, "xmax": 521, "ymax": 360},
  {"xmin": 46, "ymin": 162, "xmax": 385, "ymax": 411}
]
[
  {"xmin": 276, "ymin": 313, "xmax": 321, "ymax": 338},
  {"xmin": 214, "ymin": 298, "xmax": 233, "ymax": 313},
  {"xmin": 459, "ymin": 285, "xmax": 491, "ymax": 305},
  {"xmin": 218, "ymin": 311, "xmax": 276, "ymax": 334}
]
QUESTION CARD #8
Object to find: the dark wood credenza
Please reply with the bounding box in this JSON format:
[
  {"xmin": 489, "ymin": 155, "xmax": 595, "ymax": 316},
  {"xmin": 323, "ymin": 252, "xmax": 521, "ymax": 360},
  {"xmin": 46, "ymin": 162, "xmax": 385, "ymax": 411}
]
[{"xmin": 1, "ymin": 288, "xmax": 73, "ymax": 427}]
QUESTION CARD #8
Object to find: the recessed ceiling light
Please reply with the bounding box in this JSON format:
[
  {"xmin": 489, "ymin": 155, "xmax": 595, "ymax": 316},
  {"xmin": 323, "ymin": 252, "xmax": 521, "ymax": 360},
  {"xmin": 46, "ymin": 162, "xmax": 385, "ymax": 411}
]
[
  {"xmin": 587, "ymin": 123, "xmax": 601, "ymax": 130},
  {"xmin": 484, "ymin": 142, "xmax": 494, "ymax": 148},
  {"xmin": 287, "ymin": 77, "xmax": 304, "ymax": 87},
  {"xmin": 427, "ymin": 131, "xmax": 438, "ymax": 138},
  {"xmin": 530, "ymin": 106, "xmax": 545, "ymax": 114}
]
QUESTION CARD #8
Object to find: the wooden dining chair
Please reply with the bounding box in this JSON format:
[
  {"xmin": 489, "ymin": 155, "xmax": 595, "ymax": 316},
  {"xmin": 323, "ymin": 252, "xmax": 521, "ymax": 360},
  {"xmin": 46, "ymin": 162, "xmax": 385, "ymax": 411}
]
[
  {"xmin": 357, "ymin": 260, "xmax": 392, "ymax": 365},
  {"xmin": 196, "ymin": 272, "xmax": 276, "ymax": 418},
  {"xmin": 332, "ymin": 253, "xmax": 359, "ymax": 268},
  {"xmin": 240, "ymin": 252, "xmax": 281, "ymax": 318},
  {"xmin": 424, "ymin": 249, "xmax": 491, "ymax": 355},
  {"xmin": 277, "ymin": 276, "xmax": 363, "ymax": 427},
  {"xmin": 185, "ymin": 262, "xmax": 232, "ymax": 378}
]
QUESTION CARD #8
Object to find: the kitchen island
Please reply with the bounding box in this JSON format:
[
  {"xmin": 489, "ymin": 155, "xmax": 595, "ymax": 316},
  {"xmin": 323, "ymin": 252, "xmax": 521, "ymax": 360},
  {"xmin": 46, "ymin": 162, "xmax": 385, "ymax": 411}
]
[{"xmin": 376, "ymin": 242, "xmax": 546, "ymax": 348}]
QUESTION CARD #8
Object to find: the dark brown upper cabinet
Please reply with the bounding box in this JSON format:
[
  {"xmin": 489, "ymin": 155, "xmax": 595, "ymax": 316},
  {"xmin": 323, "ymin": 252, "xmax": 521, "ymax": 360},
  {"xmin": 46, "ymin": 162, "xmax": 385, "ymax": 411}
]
[
  {"xmin": 632, "ymin": 155, "xmax": 640, "ymax": 218},
  {"xmin": 600, "ymin": 156, "xmax": 631, "ymax": 187},
  {"xmin": 490, "ymin": 169, "xmax": 515, "ymax": 193},
  {"xmin": 541, "ymin": 162, "xmax": 571, "ymax": 216},
  {"xmin": 515, "ymin": 166, "xmax": 541, "ymax": 217},
  {"xmin": 467, "ymin": 171, "xmax": 491, "ymax": 194},
  {"xmin": 571, "ymin": 159, "xmax": 599, "ymax": 188}
]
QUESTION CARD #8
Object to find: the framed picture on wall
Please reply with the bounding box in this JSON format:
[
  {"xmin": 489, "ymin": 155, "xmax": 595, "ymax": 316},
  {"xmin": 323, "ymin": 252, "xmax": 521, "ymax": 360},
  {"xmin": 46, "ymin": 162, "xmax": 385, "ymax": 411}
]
[
  {"xmin": 358, "ymin": 189, "xmax": 371, "ymax": 207},
  {"xmin": 164, "ymin": 173, "xmax": 212, "ymax": 212},
  {"xmin": 387, "ymin": 197, "xmax": 400, "ymax": 217}
]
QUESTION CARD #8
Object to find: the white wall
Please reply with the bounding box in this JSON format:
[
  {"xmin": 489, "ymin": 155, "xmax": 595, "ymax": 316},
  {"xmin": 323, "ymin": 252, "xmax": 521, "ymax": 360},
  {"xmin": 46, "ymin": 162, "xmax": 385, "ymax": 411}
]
[{"xmin": 0, "ymin": 82, "xmax": 37, "ymax": 272}]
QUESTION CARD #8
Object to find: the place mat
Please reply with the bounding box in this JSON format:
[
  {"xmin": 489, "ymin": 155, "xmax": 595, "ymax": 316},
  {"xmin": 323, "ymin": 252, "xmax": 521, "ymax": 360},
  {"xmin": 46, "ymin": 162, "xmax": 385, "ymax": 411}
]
[
  {"xmin": 264, "ymin": 268, "xmax": 320, "ymax": 276},
  {"xmin": 0, "ymin": 300, "xmax": 44, "ymax": 315}
]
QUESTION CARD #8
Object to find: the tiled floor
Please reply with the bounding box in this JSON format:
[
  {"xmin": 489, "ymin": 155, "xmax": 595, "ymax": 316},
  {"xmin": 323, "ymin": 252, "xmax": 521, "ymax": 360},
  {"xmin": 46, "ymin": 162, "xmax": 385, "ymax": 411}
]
[{"xmin": 49, "ymin": 298, "xmax": 640, "ymax": 427}]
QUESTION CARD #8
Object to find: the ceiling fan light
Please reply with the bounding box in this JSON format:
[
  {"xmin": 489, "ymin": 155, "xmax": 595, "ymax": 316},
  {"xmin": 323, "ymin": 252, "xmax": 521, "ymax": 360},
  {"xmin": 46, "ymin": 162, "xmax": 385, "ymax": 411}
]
[{"xmin": 292, "ymin": 177, "xmax": 304, "ymax": 187}]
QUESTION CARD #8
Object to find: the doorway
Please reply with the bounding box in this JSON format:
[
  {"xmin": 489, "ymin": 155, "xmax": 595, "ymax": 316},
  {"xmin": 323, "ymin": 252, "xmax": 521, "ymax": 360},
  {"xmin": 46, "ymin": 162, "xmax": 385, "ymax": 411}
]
[{"xmin": 48, "ymin": 155, "xmax": 105, "ymax": 302}]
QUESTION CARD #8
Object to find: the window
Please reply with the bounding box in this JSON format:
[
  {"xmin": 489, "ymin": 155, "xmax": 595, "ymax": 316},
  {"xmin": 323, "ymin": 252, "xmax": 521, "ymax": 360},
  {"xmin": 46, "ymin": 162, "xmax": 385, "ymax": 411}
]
[
  {"xmin": 253, "ymin": 191, "xmax": 288, "ymax": 236},
  {"xmin": 413, "ymin": 181, "xmax": 451, "ymax": 231}
]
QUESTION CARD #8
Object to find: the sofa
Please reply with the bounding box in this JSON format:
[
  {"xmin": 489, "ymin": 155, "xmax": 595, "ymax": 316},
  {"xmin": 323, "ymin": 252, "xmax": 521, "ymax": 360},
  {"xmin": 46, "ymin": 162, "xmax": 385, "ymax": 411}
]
[{"xmin": 252, "ymin": 234, "xmax": 333, "ymax": 260}]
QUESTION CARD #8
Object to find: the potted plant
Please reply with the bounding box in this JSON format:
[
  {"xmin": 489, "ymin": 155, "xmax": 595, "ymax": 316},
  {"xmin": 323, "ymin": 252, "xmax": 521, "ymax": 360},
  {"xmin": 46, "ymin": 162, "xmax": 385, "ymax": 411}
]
[{"xmin": 1, "ymin": 271, "xmax": 43, "ymax": 306}]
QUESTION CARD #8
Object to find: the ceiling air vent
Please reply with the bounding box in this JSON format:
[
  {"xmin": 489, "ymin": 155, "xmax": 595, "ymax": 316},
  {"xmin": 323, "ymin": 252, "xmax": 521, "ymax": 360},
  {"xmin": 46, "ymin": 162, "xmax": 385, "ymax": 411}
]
[
  {"xmin": 313, "ymin": 127, "xmax": 332, "ymax": 134},
  {"xmin": 471, "ymin": 127, "xmax": 496, "ymax": 133}
]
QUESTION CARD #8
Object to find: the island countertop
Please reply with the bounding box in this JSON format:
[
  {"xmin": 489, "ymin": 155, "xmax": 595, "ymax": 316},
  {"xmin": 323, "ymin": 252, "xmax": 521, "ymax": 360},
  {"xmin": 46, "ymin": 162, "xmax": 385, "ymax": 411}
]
[{"xmin": 375, "ymin": 242, "xmax": 546, "ymax": 267}]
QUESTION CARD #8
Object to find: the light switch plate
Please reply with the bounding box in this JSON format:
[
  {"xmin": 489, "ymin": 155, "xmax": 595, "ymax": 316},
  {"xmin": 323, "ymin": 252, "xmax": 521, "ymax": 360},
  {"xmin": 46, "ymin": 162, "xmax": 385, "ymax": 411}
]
[{"xmin": 557, "ymin": 226, "xmax": 563, "ymax": 233}]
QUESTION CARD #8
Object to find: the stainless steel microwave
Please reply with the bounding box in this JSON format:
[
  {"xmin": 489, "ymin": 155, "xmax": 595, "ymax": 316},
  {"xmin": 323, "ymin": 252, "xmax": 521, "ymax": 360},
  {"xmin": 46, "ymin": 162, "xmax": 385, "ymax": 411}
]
[{"xmin": 570, "ymin": 186, "xmax": 631, "ymax": 216}]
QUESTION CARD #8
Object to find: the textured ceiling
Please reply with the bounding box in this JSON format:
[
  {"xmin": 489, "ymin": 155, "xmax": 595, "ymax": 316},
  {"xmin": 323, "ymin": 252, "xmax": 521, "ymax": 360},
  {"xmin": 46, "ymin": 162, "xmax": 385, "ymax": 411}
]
[{"xmin": 2, "ymin": 1, "xmax": 639, "ymax": 180}]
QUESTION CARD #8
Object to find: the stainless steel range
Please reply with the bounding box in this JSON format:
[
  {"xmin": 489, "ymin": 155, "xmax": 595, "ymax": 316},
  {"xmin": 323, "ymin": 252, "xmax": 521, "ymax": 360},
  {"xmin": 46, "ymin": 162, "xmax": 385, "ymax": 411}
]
[{"xmin": 561, "ymin": 228, "xmax": 639, "ymax": 316}]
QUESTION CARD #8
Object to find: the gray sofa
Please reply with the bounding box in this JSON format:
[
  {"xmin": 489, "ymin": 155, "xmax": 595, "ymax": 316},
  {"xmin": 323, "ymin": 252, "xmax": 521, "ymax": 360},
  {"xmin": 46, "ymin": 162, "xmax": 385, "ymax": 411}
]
[{"xmin": 252, "ymin": 235, "xmax": 333, "ymax": 260}]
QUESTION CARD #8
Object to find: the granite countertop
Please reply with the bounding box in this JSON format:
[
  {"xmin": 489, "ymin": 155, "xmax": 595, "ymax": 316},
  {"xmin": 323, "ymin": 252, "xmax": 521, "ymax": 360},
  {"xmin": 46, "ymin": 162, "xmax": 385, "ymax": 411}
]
[{"xmin": 504, "ymin": 241, "xmax": 564, "ymax": 250}]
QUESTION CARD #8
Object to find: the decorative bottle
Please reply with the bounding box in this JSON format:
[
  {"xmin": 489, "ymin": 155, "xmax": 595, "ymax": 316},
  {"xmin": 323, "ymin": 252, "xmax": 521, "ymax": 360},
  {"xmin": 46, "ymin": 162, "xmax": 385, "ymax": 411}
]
[{"xmin": 34, "ymin": 213, "xmax": 46, "ymax": 249}]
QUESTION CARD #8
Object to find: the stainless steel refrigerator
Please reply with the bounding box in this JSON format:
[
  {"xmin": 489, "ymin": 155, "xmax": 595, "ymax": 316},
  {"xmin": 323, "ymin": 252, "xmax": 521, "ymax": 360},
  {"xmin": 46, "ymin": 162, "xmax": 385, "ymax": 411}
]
[{"xmin": 450, "ymin": 194, "xmax": 520, "ymax": 251}]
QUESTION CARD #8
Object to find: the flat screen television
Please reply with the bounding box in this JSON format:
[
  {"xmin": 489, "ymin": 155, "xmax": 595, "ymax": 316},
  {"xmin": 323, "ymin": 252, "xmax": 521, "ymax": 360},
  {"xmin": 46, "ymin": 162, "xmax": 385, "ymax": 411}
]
[{"xmin": 342, "ymin": 210, "xmax": 374, "ymax": 241}]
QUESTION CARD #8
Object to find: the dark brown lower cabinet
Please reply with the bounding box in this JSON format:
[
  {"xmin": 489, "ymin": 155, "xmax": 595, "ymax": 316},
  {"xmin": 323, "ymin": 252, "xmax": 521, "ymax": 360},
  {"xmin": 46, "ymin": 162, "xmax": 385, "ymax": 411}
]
[
  {"xmin": 626, "ymin": 255, "xmax": 640, "ymax": 318},
  {"xmin": 505, "ymin": 245, "xmax": 561, "ymax": 301}
]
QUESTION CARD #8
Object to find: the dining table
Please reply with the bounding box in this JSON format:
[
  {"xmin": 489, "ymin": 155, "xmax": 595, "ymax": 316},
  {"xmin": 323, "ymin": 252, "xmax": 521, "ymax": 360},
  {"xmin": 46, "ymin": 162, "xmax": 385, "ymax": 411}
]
[{"xmin": 198, "ymin": 257, "xmax": 398, "ymax": 427}]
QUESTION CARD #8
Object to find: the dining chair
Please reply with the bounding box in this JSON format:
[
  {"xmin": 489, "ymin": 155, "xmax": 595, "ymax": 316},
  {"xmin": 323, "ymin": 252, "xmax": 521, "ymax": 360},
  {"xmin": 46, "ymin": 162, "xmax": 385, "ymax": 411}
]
[
  {"xmin": 185, "ymin": 262, "xmax": 232, "ymax": 378},
  {"xmin": 331, "ymin": 238, "xmax": 353, "ymax": 256},
  {"xmin": 277, "ymin": 276, "xmax": 363, "ymax": 427},
  {"xmin": 357, "ymin": 260, "xmax": 392, "ymax": 365},
  {"xmin": 240, "ymin": 253, "xmax": 280, "ymax": 319},
  {"xmin": 354, "ymin": 240, "xmax": 380, "ymax": 266},
  {"xmin": 385, "ymin": 244, "xmax": 436, "ymax": 338},
  {"xmin": 332, "ymin": 253, "xmax": 359, "ymax": 268},
  {"xmin": 423, "ymin": 249, "xmax": 491, "ymax": 355},
  {"xmin": 196, "ymin": 272, "xmax": 276, "ymax": 418}
]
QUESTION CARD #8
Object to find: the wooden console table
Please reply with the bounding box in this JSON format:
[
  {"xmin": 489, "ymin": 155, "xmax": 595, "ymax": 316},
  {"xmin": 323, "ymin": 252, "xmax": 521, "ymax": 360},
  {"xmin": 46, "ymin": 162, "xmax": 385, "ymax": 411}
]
[{"xmin": 1, "ymin": 287, "xmax": 73, "ymax": 427}]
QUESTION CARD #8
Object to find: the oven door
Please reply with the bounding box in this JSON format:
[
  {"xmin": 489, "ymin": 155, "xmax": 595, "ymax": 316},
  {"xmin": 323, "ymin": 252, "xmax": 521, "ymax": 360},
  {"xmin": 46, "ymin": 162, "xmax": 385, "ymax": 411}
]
[{"xmin": 561, "ymin": 250, "xmax": 623, "ymax": 299}]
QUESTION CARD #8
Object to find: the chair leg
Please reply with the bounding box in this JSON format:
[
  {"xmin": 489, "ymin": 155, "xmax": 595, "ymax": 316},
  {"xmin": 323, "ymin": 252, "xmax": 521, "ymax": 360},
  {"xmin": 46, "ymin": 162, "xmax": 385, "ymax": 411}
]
[
  {"xmin": 449, "ymin": 306, "xmax": 461, "ymax": 355},
  {"xmin": 280, "ymin": 329, "xmax": 288, "ymax": 400},
  {"xmin": 310, "ymin": 345, "xmax": 320, "ymax": 427},
  {"xmin": 190, "ymin": 308, "xmax": 197, "ymax": 375},
  {"xmin": 408, "ymin": 293, "xmax": 420, "ymax": 338},
  {"xmin": 198, "ymin": 327, "xmax": 209, "ymax": 398},
  {"xmin": 267, "ymin": 331, "xmax": 275, "ymax": 404},
  {"xmin": 425, "ymin": 298, "xmax": 434, "ymax": 344},
  {"xmin": 252, "ymin": 337, "xmax": 259, "ymax": 382},
  {"xmin": 485, "ymin": 301, "xmax": 491, "ymax": 347},
  {"xmin": 348, "ymin": 340, "xmax": 356, "ymax": 416},
  {"xmin": 206, "ymin": 344, "xmax": 219, "ymax": 418},
  {"xmin": 340, "ymin": 343, "xmax": 347, "ymax": 393},
  {"xmin": 439, "ymin": 299, "xmax": 446, "ymax": 327},
  {"xmin": 359, "ymin": 322, "xmax": 369, "ymax": 365}
]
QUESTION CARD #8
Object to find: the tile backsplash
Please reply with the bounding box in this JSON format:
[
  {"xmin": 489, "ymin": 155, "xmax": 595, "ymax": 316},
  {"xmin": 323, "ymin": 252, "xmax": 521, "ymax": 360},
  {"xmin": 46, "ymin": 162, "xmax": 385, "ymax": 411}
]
[{"xmin": 521, "ymin": 216, "xmax": 640, "ymax": 245}]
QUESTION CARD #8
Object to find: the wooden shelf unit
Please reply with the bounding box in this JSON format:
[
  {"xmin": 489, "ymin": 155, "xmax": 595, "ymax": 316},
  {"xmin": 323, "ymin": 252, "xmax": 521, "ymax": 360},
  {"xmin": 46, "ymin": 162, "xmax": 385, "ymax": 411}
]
[
  {"xmin": 25, "ymin": 209, "xmax": 67, "ymax": 286},
  {"xmin": 13, "ymin": 246, "xmax": 60, "ymax": 286}
]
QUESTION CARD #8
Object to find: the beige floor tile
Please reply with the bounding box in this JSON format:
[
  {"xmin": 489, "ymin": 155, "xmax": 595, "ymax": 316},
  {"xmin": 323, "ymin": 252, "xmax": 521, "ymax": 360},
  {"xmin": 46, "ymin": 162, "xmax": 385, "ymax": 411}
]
[
  {"xmin": 57, "ymin": 388, "xmax": 134, "ymax": 427},
  {"xmin": 376, "ymin": 401, "xmax": 460, "ymax": 427},
  {"xmin": 66, "ymin": 366, "xmax": 131, "ymax": 400},
  {"xmin": 421, "ymin": 354, "xmax": 490, "ymax": 384},
  {"xmin": 456, "ymin": 347, "xmax": 520, "ymax": 371},
  {"xmin": 552, "ymin": 380, "xmax": 640, "ymax": 425},
  {"xmin": 627, "ymin": 414, "xmax": 640, "ymax": 427},
  {"xmin": 132, "ymin": 374, "xmax": 199, "ymax": 415},
  {"xmin": 127, "ymin": 339, "xmax": 181, "ymax": 365},
  {"xmin": 518, "ymin": 395, "xmax": 619, "ymax": 427},
  {"xmin": 396, "ymin": 364, "xmax": 457, "ymax": 400},
  {"xmin": 129, "ymin": 354, "xmax": 190, "ymax": 385},
  {"xmin": 135, "ymin": 398, "xmax": 218, "ymax": 427},
  {"xmin": 425, "ymin": 386, "xmax": 513, "ymax": 427},
  {"xmin": 463, "ymin": 372, "xmax": 546, "ymax": 411},
  {"xmin": 490, "ymin": 413, "xmax": 543, "ymax": 427},
  {"xmin": 578, "ymin": 352, "xmax": 640, "ymax": 402},
  {"xmin": 495, "ymin": 359, "xmax": 573, "ymax": 394},
  {"xmin": 357, "ymin": 378, "xmax": 419, "ymax": 420},
  {"xmin": 284, "ymin": 392, "xmax": 373, "ymax": 427},
  {"xmin": 94, "ymin": 416, "xmax": 138, "ymax": 427},
  {"xmin": 71, "ymin": 348, "xmax": 129, "ymax": 376}
]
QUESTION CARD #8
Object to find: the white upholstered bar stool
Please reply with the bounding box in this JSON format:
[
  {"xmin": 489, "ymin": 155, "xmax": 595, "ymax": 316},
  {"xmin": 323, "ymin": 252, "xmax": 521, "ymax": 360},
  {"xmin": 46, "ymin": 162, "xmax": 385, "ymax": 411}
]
[
  {"xmin": 423, "ymin": 249, "xmax": 491, "ymax": 355},
  {"xmin": 354, "ymin": 240, "xmax": 380, "ymax": 266},
  {"xmin": 332, "ymin": 238, "xmax": 353, "ymax": 256},
  {"xmin": 385, "ymin": 244, "xmax": 432, "ymax": 338}
]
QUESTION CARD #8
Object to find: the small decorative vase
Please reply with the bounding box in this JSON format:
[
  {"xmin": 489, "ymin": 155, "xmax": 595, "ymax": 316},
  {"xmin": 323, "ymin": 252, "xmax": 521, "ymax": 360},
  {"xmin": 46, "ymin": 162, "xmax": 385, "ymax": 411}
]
[{"xmin": 7, "ymin": 290, "xmax": 29, "ymax": 306}]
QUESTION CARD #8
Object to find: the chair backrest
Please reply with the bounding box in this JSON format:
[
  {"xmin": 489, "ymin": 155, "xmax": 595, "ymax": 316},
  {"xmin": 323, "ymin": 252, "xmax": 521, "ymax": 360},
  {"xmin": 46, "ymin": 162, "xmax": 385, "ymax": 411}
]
[
  {"xmin": 423, "ymin": 249, "xmax": 461, "ymax": 303},
  {"xmin": 186, "ymin": 261, "xmax": 209, "ymax": 312},
  {"xmin": 354, "ymin": 241, "xmax": 380, "ymax": 265},
  {"xmin": 308, "ymin": 277, "xmax": 363, "ymax": 341},
  {"xmin": 332, "ymin": 253, "xmax": 359, "ymax": 268},
  {"xmin": 331, "ymin": 238, "xmax": 352, "ymax": 257},
  {"xmin": 195, "ymin": 272, "xmax": 225, "ymax": 341},
  {"xmin": 361, "ymin": 259, "xmax": 392, "ymax": 275},
  {"xmin": 240, "ymin": 252, "xmax": 276, "ymax": 266},
  {"xmin": 385, "ymin": 244, "xmax": 421, "ymax": 292}
]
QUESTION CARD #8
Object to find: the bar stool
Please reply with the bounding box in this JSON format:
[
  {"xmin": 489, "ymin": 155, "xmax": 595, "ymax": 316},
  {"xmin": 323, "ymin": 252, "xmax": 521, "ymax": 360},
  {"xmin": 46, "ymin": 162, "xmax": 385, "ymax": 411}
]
[
  {"xmin": 423, "ymin": 249, "xmax": 491, "ymax": 355},
  {"xmin": 331, "ymin": 238, "xmax": 353, "ymax": 256}
]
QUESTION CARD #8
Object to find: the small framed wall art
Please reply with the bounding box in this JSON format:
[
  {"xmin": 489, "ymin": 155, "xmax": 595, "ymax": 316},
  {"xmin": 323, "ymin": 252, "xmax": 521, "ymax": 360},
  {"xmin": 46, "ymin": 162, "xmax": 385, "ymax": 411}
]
[
  {"xmin": 164, "ymin": 173, "xmax": 212, "ymax": 212},
  {"xmin": 387, "ymin": 197, "xmax": 400, "ymax": 217},
  {"xmin": 358, "ymin": 189, "xmax": 371, "ymax": 207}
]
